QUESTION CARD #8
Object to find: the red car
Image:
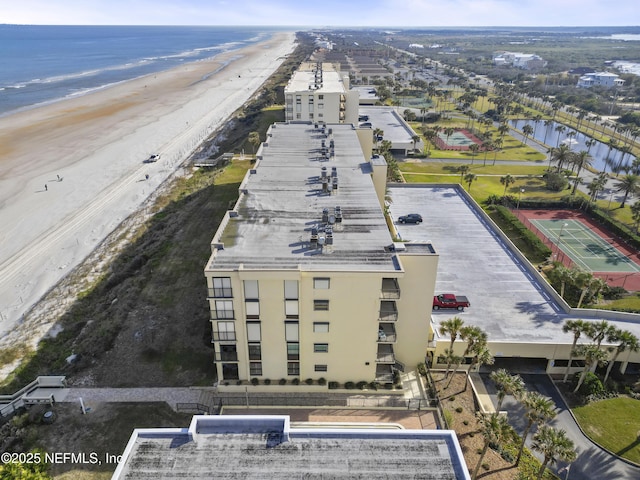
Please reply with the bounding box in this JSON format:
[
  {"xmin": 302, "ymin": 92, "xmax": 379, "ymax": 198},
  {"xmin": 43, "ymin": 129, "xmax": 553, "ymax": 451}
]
[{"xmin": 433, "ymin": 293, "xmax": 470, "ymax": 311}]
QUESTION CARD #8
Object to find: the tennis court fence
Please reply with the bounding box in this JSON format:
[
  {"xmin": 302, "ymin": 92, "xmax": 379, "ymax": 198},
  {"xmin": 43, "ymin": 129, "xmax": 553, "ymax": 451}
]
[{"xmin": 510, "ymin": 208, "xmax": 576, "ymax": 268}]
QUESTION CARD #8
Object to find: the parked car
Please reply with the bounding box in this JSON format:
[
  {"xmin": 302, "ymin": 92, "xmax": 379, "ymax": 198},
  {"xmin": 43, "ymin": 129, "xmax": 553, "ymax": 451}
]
[
  {"xmin": 398, "ymin": 214, "xmax": 423, "ymax": 224},
  {"xmin": 433, "ymin": 293, "xmax": 470, "ymax": 311},
  {"xmin": 144, "ymin": 154, "xmax": 161, "ymax": 163}
]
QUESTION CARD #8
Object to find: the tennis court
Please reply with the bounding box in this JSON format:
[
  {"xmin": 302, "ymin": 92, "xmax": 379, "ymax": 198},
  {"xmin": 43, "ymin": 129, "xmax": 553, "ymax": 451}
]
[
  {"xmin": 434, "ymin": 129, "xmax": 482, "ymax": 151},
  {"xmin": 530, "ymin": 219, "xmax": 640, "ymax": 273}
]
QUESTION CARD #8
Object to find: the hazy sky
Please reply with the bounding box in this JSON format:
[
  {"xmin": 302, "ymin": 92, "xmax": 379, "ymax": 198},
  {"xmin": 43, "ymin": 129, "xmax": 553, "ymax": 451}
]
[{"xmin": 2, "ymin": 0, "xmax": 639, "ymax": 27}]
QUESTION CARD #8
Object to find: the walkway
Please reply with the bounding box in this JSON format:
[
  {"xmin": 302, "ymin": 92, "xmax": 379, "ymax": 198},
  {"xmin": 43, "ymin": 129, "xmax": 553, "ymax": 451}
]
[{"xmin": 61, "ymin": 387, "xmax": 203, "ymax": 411}]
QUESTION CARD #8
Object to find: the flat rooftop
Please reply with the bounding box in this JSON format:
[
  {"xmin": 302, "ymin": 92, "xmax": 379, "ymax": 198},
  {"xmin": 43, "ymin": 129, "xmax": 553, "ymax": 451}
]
[
  {"xmin": 285, "ymin": 63, "xmax": 347, "ymax": 94},
  {"xmin": 387, "ymin": 185, "xmax": 640, "ymax": 344},
  {"xmin": 113, "ymin": 415, "xmax": 470, "ymax": 479},
  {"xmin": 359, "ymin": 106, "xmax": 416, "ymax": 146},
  {"xmin": 207, "ymin": 123, "xmax": 399, "ymax": 272}
]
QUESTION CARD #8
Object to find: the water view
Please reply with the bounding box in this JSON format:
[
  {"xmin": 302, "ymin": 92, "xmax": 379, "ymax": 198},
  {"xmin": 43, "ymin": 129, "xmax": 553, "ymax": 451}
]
[{"xmin": 510, "ymin": 119, "xmax": 634, "ymax": 173}]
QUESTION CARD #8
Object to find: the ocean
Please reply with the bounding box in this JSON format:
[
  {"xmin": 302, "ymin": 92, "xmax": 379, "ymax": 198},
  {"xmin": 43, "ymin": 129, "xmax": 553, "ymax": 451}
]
[{"xmin": 0, "ymin": 25, "xmax": 286, "ymax": 116}]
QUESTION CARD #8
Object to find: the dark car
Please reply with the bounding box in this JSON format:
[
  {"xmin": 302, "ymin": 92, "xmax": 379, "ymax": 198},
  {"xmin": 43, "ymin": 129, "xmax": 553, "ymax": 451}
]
[
  {"xmin": 143, "ymin": 154, "xmax": 160, "ymax": 163},
  {"xmin": 398, "ymin": 214, "xmax": 423, "ymax": 224}
]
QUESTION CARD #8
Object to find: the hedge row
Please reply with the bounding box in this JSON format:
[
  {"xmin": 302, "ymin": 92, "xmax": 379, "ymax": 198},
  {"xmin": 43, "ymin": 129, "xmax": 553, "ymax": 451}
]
[{"xmin": 493, "ymin": 205, "xmax": 552, "ymax": 259}]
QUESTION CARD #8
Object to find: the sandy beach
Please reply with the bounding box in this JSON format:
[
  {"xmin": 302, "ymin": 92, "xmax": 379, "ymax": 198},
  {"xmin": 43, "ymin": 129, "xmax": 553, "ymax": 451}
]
[{"xmin": 0, "ymin": 32, "xmax": 296, "ymax": 345}]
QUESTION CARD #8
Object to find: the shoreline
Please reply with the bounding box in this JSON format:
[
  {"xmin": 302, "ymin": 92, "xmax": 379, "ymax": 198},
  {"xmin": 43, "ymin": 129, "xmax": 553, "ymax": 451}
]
[{"xmin": 0, "ymin": 31, "xmax": 296, "ymax": 350}]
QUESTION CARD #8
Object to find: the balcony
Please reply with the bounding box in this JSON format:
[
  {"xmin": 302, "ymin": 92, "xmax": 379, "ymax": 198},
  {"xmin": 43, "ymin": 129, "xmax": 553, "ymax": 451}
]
[
  {"xmin": 339, "ymin": 102, "xmax": 346, "ymax": 111},
  {"xmin": 377, "ymin": 324, "xmax": 397, "ymax": 343},
  {"xmin": 207, "ymin": 287, "xmax": 232, "ymax": 298},
  {"xmin": 214, "ymin": 346, "xmax": 238, "ymax": 362},
  {"xmin": 376, "ymin": 344, "xmax": 395, "ymax": 363},
  {"xmin": 340, "ymin": 94, "xmax": 346, "ymax": 102},
  {"xmin": 378, "ymin": 301, "xmax": 398, "ymax": 322},
  {"xmin": 380, "ymin": 278, "xmax": 401, "ymax": 299},
  {"xmin": 212, "ymin": 331, "xmax": 237, "ymax": 342},
  {"xmin": 375, "ymin": 364, "xmax": 394, "ymax": 383}
]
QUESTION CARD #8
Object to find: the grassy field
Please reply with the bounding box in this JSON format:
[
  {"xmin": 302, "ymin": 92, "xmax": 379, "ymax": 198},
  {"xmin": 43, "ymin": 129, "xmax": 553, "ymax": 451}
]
[{"xmin": 572, "ymin": 396, "xmax": 640, "ymax": 465}]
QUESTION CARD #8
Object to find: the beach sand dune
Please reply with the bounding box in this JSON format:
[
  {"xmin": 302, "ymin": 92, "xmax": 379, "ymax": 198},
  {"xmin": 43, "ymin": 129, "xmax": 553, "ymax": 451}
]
[{"xmin": 0, "ymin": 32, "xmax": 296, "ymax": 347}]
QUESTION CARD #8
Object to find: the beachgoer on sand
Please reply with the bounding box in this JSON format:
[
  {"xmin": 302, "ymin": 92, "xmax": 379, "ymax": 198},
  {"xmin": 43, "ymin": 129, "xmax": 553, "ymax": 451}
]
[
  {"xmin": 145, "ymin": 174, "xmax": 149, "ymax": 180},
  {"xmin": 45, "ymin": 184, "xmax": 48, "ymax": 191}
]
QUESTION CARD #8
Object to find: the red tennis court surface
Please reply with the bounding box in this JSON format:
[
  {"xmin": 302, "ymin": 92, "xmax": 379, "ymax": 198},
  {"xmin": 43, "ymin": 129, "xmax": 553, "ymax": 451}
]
[{"xmin": 514, "ymin": 209, "xmax": 640, "ymax": 292}]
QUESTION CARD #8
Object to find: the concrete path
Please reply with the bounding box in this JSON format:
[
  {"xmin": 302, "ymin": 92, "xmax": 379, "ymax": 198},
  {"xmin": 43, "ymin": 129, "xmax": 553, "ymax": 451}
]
[{"xmin": 61, "ymin": 387, "xmax": 203, "ymax": 411}]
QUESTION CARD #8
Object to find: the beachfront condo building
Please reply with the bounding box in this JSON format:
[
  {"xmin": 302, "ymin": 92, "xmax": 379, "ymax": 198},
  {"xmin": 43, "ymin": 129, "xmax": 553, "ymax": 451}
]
[
  {"xmin": 204, "ymin": 122, "xmax": 438, "ymax": 385},
  {"xmin": 284, "ymin": 62, "xmax": 359, "ymax": 124}
]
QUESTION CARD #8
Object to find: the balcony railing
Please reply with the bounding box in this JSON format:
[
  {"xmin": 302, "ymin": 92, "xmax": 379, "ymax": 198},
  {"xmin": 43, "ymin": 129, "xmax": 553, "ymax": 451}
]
[
  {"xmin": 378, "ymin": 301, "xmax": 398, "ymax": 322},
  {"xmin": 214, "ymin": 351, "xmax": 238, "ymax": 362},
  {"xmin": 377, "ymin": 324, "xmax": 397, "ymax": 343},
  {"xmin": 212, "ymin": 331, "xmax": 236, "ymax": 342},
  {"xmin": 375, "ymin": 365, "xmax": 394, "ymax": 383},
  {"xmin": 380, "ymin": 278, "xmax": 401, "ymax": 299},
  {"xmin": 376, "ymin": 344, "xmax": 395, "ymax": 363},
  {"xmin": 207, "ymin": 288, "xmax": 233, "ymax": 298}
]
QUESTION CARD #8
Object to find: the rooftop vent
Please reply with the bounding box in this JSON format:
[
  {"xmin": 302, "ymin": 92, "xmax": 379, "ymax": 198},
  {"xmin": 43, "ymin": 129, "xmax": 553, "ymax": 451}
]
[
  {"xmin": 334, "ymin": 206, "xmax": 342, "ymax": 223},
  {"xmin": 322, "ymin": 208, "xmax": 329, "ymax": 223},
  {"xmin": 321, "ymin": 166, "xmax": 327, "ymax": 178}
]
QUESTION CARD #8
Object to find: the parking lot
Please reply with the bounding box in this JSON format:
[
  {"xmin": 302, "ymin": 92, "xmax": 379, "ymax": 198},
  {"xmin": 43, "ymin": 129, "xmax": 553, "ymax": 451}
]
[{"xmin": 388, "ymin": 185, "xmax": 568, "ymax": 345}]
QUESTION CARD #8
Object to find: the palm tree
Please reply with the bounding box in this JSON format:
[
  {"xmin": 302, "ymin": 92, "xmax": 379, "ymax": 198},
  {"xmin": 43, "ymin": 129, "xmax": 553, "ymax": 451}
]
[
  {"xmin": 572, "ymin": 343, "xmax": 609, "ymax": 393},
  {"xmin": 466, "ymin": 344, "xmax": 494, "ymax": 390},
  {"xmin": 447, "ymin": 325, "xmax": 487, "ymax": 388},
  {"xmin": 531, "ymin": 426, "xmax": 577, "ymax": 480},
  {"xmin": 552, "ymin": 143, "xmax": 572, "ymax": 172},
  {"xmin": 442, "ymin": 348, "xmax": 463, "ymax": 379},
  {"xmin": 554, "ymin": 125, "xmax": 567, "ymax": 148},
  {"xmin": 571, "ymin": 150, "xmax": 592, "ymax": 195},
  {"xmin": 576, "ymin": 276, "xmax": 606, "ymax": 308},
  {"xmin": 554, "ymin": 264, "xmax": 575, "ymax": 299},
  {"xmin": 492, "ymin": 137, "xmax": 503, "ymax": 166},
  {"xmin": 472, "ymin": 413, "xmax": 511, "ymax": 480},
  {"xmin": 587, "ymin": 172, "xmax": 608, "ymax": 203},
  {"xmin": 614, "ymin": 174, "xmax": 639, "ymax": 208},
  {"xmin": 542, "ymin": 119, "xmax": 553, "ymax": 144},
  {"xmin": 500, "ymin": 174, "xmax": 515, "ymax": 196},
  {"xmin": 631, "ymin": 201, "xmax": 640, "ymax": 233},
  {"xmin": 490, "ymin": 368, "xmax": 524, "ymax": 414},
  {"xmin": 603, "ymin": 329, "xmax": 640, "ymax": 384},
  {"xmin": 521, "ymin": 124, "xmax": 534, "ymax": 146},
  {"xmin": 444, "ymin": 127, "xmax": 455, "ymax": 148},
  {"xmin": 516, "ymin": 391, "xmax": 557, "ymax": 466},
  {"xmin": 584, "ymin": 319, "xmax": 614, "ymax": 348},
  {"xmin": 439, "ymin": 316, "xmax": 465, "ymax": 352},
  {"xmin": 562, "ymin": 319, "xmax": 589, "ymax": 383},
  {"xmin": 457, "ymin": 165, "xmax": 470, "ymax": 183},
  {"xmin": 464, "ymin": 172, "xmax": 477, "ymax": 192},
  {"xmin": 468, "ymin": 143, "xmax": 480, "ymax": 164}
]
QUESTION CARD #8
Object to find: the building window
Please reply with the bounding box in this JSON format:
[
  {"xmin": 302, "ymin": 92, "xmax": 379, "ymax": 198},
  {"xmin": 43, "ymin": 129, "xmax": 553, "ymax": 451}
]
[
  {"xmin": 318, "ymin": 95, "xmax": 324, "ymax": 100},
  {"xmin": 222, "ymin": 363, "xmax": 239, "ymax": 380},
  {"xmin": 313, "ymin": 322, "xmax": 329, "ymax": 333},
  {"xmin": 214, "ymin": 300, "xmax": 234, "ymax": 319},
  {"xmin": 285, "ymin": 322, "xmax": 299, "ymax": 341},
  {"xmin": 315, "ymin": 364, "xmax": 328, "ymax": 372},
  {"xmin": 318, "ymin": 113, "xmax": 324, "ymax": 118},
  {"xmin": 218, "ymin": 344, "xmax": 238, "ymax": 362},
  {"xmin": 287, "ymin": 343, "xmax": 299, "ymax": 360},
  {"xmin": 296, "ymin": 113, "xmax": 301, "ymax": 119},
  {"xmin": 250, "ymin": 362, "xmax": 262, "ymax": 376},
  {"xmin": 244, "ymin": 280, "xmax": 259, "ymax": 299},
  {"xmin": 216, "ymin": 321, "xmax": 235, "ymax": 341},
  {"xmin": 212, "ymin": 277, "xmax": 232, "ymax": 297},
  {"xmin": 285, "ymin": 300, "xmax": 299, "ymax": 319},
  {"xmin": 288, "ymin": 362, "xmax": 300, "ymax": 376},
  {"xmin": 314, "ymin": 300, "xmax": 329, "ymax": 311},
  {"xmin": 248, "ymin": 343, "xmax": 262, "ymax": 361},
  {"xmin": 318, "ymin": 103, "xmax": 324, "ymax": 109},
  {"xmin": 296, "ymin": 95, "xmax": 301, "ymax": 103},
  {"xmin": 314, "ymin": 278, "xmax": 330, "ymax": 289},
  {"xmin": 284, "ymin": 280, "xmax": 298, "ymax": 299},
  {"xmin": 247, "ymin": 322, "xmax": 261, "ymax": 342},
  {"xmin": 245, "ymin": 300, "xmax": 260, "ymax": 319},
  {"xmin": 309, "ymin": 113, "xmax": 314, "ymax": 119},
  {"xmin": 314, "ymin": 343, "xmax": 329, "ymax": 353}
]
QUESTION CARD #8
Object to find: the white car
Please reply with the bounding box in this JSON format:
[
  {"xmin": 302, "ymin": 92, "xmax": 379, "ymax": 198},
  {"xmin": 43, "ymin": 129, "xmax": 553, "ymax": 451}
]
[{"xmin": 144, "ymin": 154, "xmax": 160, "ymax": 163}]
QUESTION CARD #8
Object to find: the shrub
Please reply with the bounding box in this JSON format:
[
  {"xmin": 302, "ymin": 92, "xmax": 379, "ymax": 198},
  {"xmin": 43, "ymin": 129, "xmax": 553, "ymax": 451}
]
[
  {"xmin": 236, "ymin": 380, "xmax": 242, "ymax": 385},
  {"xmin": 417, "ymin": 362, "xmax": 427, "ymax": 377},
  {"xmin": 463, "ymin": 420, "xmax": 469, "ymax": 426},
  {"xmin": 344, "ymin": 381, "xmax": 356, "ymax": 389},
  {"xmin": 545, "ymin": 171, "xmax": 568, "ymax": 191},
  {"xmin": 357, "ymin": 381, "xmax": 368, "ymax": 390},
  {"xmin": 449, "ymin": 395, "xmax": 456, "ymax": 401},
  {"xmin": 305, "ymin": 378, "xmax": 314, "ymax": 385},
  {"xmin": 263, "ymin": 378, "xmax": 271, "ymax": 385},
  {"xmin": 579, "ymin": 372, "xmax": 604, "ymax": 396},
  {"xmin": 368, "ymin": 381, "xmax": 378, "ymax": 390},
  {"xmin": 292, "ymin": 378, "xmax": 300, "ymax": 385},
  {"xmin": 328, "ymin": 381, "xmax": 339, "ymax": 389},
  {"xmin": 317, "ymin": 377, "xmax": 327, "ymax": 386},
  {"xmin": 250, "ymin": 378, "xmax": 259, "ymax": 386},
  {"xmin": 493, "ymin": 205, "xmax": 552, "ymax": 260},
  {"xmin": 455, "ymin": 407, "xmax": 463, "ymax": 413},
  {"xmin": 279, "ymin": 378, "xmax": 287, "ymax": 385}
]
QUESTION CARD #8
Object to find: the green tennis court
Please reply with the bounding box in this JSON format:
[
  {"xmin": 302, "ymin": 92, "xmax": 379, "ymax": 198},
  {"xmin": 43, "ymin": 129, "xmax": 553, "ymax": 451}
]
[{"xmin": 530, "ymin": 219, "xmax": 640, "ymax": 273}]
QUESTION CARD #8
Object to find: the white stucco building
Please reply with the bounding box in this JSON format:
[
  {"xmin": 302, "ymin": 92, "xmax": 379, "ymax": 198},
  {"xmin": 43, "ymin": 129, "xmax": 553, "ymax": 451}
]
[{"xmin": 577, "ymin": 72, "xmax": 625, "ymax": 88}]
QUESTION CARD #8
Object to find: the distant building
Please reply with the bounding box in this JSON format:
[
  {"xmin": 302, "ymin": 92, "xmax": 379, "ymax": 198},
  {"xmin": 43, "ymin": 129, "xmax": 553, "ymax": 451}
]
[
  {"xmin": 493, "ymin": 51, "xmax": 547, "ymax": 70},
  {"xmin": 284, "ymin": 62, "xmax": 359, "ymax": 124},
  {"xmin": 204, "ymin": 122, "xmax": 438, "ymax": 385},
  {"xmin": 577, "ymin": 71, "xmax": 625, "ymax": 88},
  {"xmin": 112, "ymin": 415, "xmax": 471, "ymax": 479}
]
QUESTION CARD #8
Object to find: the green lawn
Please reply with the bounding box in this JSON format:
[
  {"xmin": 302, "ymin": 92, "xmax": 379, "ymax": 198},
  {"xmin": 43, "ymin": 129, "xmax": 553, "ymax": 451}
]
[{"xmin": 572, "ymin": 397, "xmax": 640, "ymax": 464}]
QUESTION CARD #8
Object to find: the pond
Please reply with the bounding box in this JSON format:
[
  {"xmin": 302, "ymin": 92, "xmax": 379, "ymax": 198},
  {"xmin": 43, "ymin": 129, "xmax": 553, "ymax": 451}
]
[{"xmin": 510, "ymin": 119, "xmax": 633, "ymax": 173}]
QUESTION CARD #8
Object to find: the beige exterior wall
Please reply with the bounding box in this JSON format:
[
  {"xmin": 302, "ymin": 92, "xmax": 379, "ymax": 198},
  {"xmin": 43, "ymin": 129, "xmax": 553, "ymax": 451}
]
[{"xmin": 206, "ymin": 258, "xmax": 440, "ymax": 385}]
